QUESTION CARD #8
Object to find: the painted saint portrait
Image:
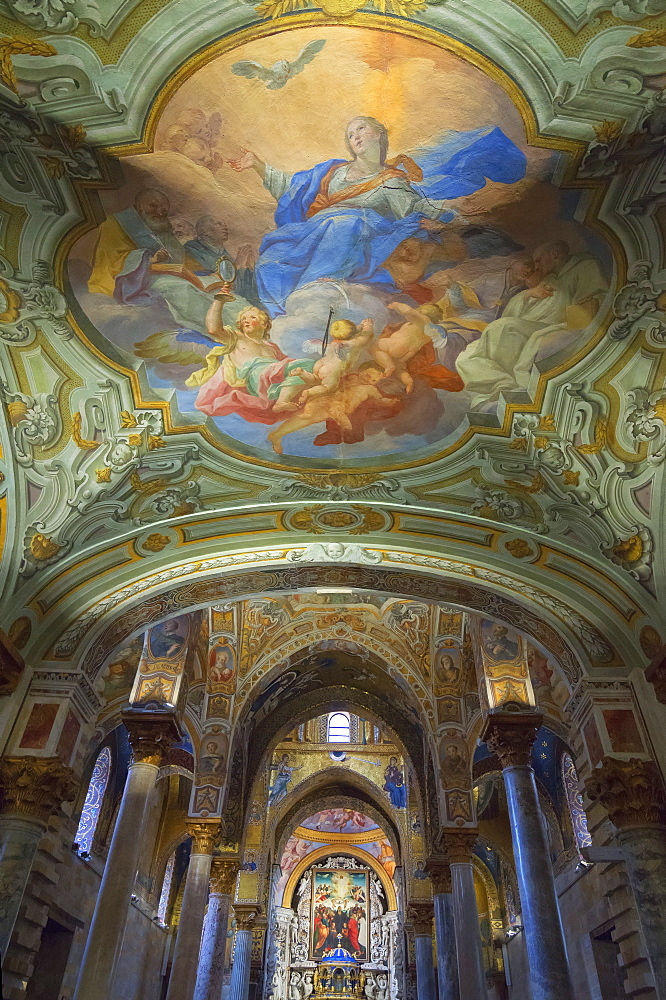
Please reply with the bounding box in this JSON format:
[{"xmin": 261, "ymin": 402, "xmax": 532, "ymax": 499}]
[
  {"xmin": 383, "ymin": 756, "xmax": 407, "ymax": 808},
  {"xmin": 148, "ymin": 616, "xmax": 190, "ymax": 660},
  {"xmin": 197, "ymin": 732, "xmax": 228, "ymax": 785},
  {"xmin": 68, "ymin": 26, "xmax": 612, "ymax": 470},
  {"xmin": 311, "ymin": 869, "xmax": 368, "ymax": 961},
  {"xmin": 268, "ymin": 752, "xmax": 302, "ymax": 805},
  {"xmin": 480, "ymin": 620, "xmax": 520, "ymax": 663},
  {"xmin": 208, "ymin": 641, "xmax": 236, "ymax": 693},
  {"xmin": 101, "ymin": 635, "xmax": 143, "ymax": 702},
  {"xmin": 434, "ymin": 645, "xmax": 462, "ymax": 695}
]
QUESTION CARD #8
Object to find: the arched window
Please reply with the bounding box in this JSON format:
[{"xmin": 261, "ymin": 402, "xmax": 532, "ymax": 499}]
[
  {"xmin": 75, "ymin": 746, "xmax": 112, "ymax": 856},
  {"xmin": 328, "ymin": 712, "xmax": 351, "ymax": 743},
  {"xmin": 158, "ymin": 853, "xmax": 176, "ymax": 922},
  {"xmin": 561, "ymin": 752, "xmax": 592, "ymax": 852}
]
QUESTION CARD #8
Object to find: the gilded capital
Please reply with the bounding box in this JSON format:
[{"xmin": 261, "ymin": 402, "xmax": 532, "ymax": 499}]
[
  {"xmin": 211, "ymin": 858, "xmax": 240, "ymax": 895},
  {"xmin": 586, "ymin": 757, "xmax": 666, "ymax": 831},
  {"xmin": 426, "ymin": 856, "xmax": 452, "ymax": 895},
  {"xmin": 481, "ymin": 710, "xmax": 543, "ymax": 768},
  {"xmin": 439, "ymin": 828, "xmax": 478, "ymax": 865},
  {"xmin": 0, "ymin": 756, "xmax": 77, "ymax": 825},
  {"xmin": 233, "ymin": 904, "xmax": 260, "ymax": 931},
  {"xmin": 122, "ymin": 707, "xmax": 182, "ymax": 766},
  {"xmin": 187, "ymin": 820, "xmax": 219, "ymax": 855},
  {"xmin": 408, "ymin": 901, "xmax": 434, "ymax": 936}
]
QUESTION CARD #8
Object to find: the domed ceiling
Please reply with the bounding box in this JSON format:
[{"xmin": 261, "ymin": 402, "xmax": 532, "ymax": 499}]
[{"xmin": 0, "ymin": 0, "xmax": 665, "ymax": 670}]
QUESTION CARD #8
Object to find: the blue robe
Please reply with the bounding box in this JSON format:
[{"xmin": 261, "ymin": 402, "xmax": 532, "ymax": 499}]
[{"xmin": 257, "ymin": 127, "xmax": 526, "ymax": 315}]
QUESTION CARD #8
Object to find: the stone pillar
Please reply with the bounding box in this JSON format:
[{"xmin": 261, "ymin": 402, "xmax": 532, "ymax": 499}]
[
  {"xmin": 428, "ymin": 857, "xmax": 459, "ymax": 1000},
  {"xmin": 228, "ymin": 906, "xmax": 259, "ymax": 1000},
  {"xmin": 194, "ymin": 858, "xmax": 238, "ymax": 1000},
  {"xmin": 0, "ymin": 756, "xmax": 76, "ymax": 959},
  {"xmin": 442, "ymin": 830, "xmax": 488, "ymax": 1000},
  {"xmin": 166, "ymin": 822, "xmax": 219, "ymax": 1000},
  {"xmin": 73, "ymin": 709, "xmax": 180, "ymax": 1000},
  {"xmin": 586, "ymin": 756, "xmax": 666, "ymax": 1000},
  {"xmin": 483, "ymin": 711, "xmax": 574, "ymax": 1000},
  {"xmin": 409, "ymin": 902, "xmax": 437, "ymax": 1000}
]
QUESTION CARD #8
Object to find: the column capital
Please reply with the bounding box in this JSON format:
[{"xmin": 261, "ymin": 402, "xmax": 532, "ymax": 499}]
[
  {"xmin": 426, "ymin": 856, "xmax": 452, "ymax": 895},
  {"xmin": 121, "ymin": 706, "xmax": 182, "ymax": 766},
  {"xmin": 233, "ymin": 904, "xmax": 260, "ymax": 931},
  {"xmin": 481, "ymin": 709, "xmax": 543, "ymax": 767},
  {"xmin": 186, "ymin": 820, "xmax": 219, "ymax": 855},
  {"xmin": 586, "ymin": 756, "xmax": 666, "ymax": 830},
  {"xmin": 0, "ymin": 755, "xmax": 77, "ymax": 825},
  {"xmin": 211, "ymin": 857, "xmax": 240, "ymax": 894},
  {"xmin": 408, "ymin": 901, "xmax": 434, "ymax": 935},
  {"xmin": 439, "ymin": 828, "xmax": 478, "ymax": 865}
]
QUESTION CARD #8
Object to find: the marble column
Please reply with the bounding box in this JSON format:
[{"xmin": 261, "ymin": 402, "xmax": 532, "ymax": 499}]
[
  {"xmin": 587, "ymin": 756, "xmax": 666, "ymax": 1000},
  {"xmin": 166, "ymin": 822, "xmax": 219, "ymax": 1000},
  {"xmin": 73, "ymin": 709, "xmax": 180, "ymax": 1000},
  {"xmin": 442, "ymin": 830, "xmax": 488, "ymax": 1000},
  {"xmin": 228, "ymin": 906, "xmax": 260, "ymax": 1000},
  {"xmin": 428, "ymin": 857, "xmax": 459, "ymax": 1000},
  {"xmin": 409, "ymin": 902, "xmax": 437, "ymax": 1000},
  {"xmin": 0, "ymin": 757, "xmax": 76, "ymax": 959},
  {"xmin": 483, "ymin": 711, "xmax": 574, "ymax": 1000},
  {"xmin": 194, "ymin": 858, "xmax": 239, "ymax": 1000}
]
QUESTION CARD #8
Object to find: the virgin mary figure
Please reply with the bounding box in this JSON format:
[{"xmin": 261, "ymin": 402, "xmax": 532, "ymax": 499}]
[{"xmin": 228, "ymin": 116, "xmax": 526, "ymax": 315}]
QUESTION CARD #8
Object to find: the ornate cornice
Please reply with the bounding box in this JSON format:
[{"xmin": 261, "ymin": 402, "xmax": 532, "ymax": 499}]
[
  {"xmin": 233, "ymin": 904, "xmax": 261, "ymax": 931},
  {"xmin": 585, "ymin": 757, "xmax": 666, "ymax": 831},
  {"xmin": 439, "ymin": 828, "xmax": 479, "ymax": 865},
  {"xmin": 121, "ymin": 707, "xmax": 183, "ymax": 766},
  {"xmin": 481, "ymin": 710, "xmax": 543, "ymax": 768},
  {"xmin": 426, "ymin": 856, "xmax": 452, "ymax": 895},
  {"xmin": 187, "ymin": 820, "xmax": 219, "ymax": 855},
  {"xmin": 210, "ymin": 858, "xmax": 239, "ymax": 895},
  {"xmin": 407, "ymin": 901, "xmax": 434, "ymax": 935},
  {"xmin": 0, "ymin": 756, "xmax": 77, "ymax": 824}
]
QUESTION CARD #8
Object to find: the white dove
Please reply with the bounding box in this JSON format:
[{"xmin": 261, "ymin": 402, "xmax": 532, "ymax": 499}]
[{"xmin": 231, "ymin": 39, "xmax": 326, "ymax": 89}]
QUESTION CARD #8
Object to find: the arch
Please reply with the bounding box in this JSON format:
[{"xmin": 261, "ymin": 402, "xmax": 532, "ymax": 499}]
[
  {"xmin": 282, "ymin": 844, "xmax": 397, "ymax": 911},
  {"xmin": 269, "ymin": 768, "xmax": 404, "ymax": 865},
  {"xmin": 48, "ymin": 559, "xmax": 629, "ymax": 691},
  {"xmin": 74, "ymin": 746, "xmax": 112, "ymax": 855},
  {"xmin": 328, "ymin": 712, "xmax": 351, "ymax": 743}
]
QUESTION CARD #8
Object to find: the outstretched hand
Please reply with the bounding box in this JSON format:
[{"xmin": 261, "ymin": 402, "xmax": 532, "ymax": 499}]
[{"xmin": 227, "ymin": 148, "xmax": 257, "ymax": 172}]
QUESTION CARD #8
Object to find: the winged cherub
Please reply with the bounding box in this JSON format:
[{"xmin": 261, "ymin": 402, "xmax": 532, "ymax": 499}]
[{"xmin": 231, "ymin": 39, "xmax": 326, "ymax": 89}]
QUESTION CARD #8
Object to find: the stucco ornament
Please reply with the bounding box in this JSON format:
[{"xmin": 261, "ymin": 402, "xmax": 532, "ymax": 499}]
[
  {"xmin": 608, "ymin": 261, "xmax": 666, "ymax": 341},
  {"xmin": 606, "ymin": 526, "xmax": 654, "ymax": 581},
  {"xmin": 587, "ymin": 0, "xmax": 666, "ymax": 19},
  {"xmin": 1, "ymin": 0, "xmax": 100, "ymax": 32},
  {"xmin": 626, "ymin": 389, "xmax": 666, "ymax": 464},
  {"xmin": 471, "ymin": 488, "xmax": 526, "ymax": 522},
  {"xmin": 286, "ymin": 542, "xmax": 382, "ymax": 564}
]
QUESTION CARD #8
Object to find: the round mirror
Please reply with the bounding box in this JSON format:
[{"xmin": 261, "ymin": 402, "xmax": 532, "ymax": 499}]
[{"xmin": 217, "ymin": 256, "xmax": 237, "ymax": 284}]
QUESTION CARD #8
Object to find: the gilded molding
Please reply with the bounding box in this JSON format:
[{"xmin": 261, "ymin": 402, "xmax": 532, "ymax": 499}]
[{"xmin": 0, "ymin": 756, "xmax": 77, "ymax": 824}]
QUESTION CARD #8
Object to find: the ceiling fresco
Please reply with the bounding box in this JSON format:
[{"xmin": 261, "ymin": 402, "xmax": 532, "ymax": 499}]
[
  {"xmin": 1, "ymin": 0, "xmax": 665, "ymax": 709},
  {"xmin": 66, "ymin": 24, "xmax": 613, "ymax": 469}
]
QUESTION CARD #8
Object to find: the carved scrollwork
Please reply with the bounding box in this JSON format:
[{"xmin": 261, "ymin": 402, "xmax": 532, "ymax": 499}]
[{"xmin": 608, "ymin": 261, "xmax": 666, "ymax": 342}]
